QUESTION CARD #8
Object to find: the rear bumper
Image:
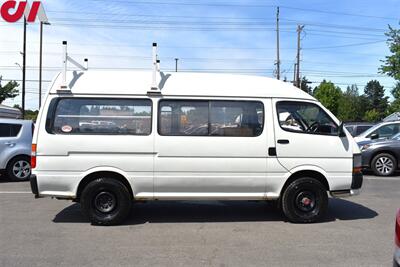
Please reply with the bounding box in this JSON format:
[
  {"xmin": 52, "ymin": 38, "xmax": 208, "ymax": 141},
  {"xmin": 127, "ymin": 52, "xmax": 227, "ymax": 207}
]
[{"xmin": 29, "ymin": 174, "xmax": 40, "ymax": 198}]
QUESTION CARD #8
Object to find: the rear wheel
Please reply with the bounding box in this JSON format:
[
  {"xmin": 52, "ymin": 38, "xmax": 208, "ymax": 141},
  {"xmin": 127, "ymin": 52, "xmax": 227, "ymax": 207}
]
[
  {"xmin": 372, "ymin": 153, "xmax": 397, "ymax": 176},
  {"xmin": 281, "ymin": 177, "xmax": 328, "ymax": 223},
  {"xmin": 6, "ymin": 156, "xmax": 31, "ymax": 181},
  {"xmin": 81, "ymin": 178, "xmax": 132, "ymax": 226}
]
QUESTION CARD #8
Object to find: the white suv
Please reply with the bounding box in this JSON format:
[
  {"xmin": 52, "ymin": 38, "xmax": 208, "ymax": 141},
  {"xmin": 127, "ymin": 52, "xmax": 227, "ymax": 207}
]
[{"xmin": 0, "ymin": 119, "xmax": 33, "ymax": 181}]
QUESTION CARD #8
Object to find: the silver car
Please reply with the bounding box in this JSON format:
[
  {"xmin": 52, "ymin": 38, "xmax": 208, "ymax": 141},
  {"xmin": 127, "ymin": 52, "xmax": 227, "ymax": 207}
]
[{"xmin": 0, "ymin": 119, "xmax": 33, "ymax": 181}]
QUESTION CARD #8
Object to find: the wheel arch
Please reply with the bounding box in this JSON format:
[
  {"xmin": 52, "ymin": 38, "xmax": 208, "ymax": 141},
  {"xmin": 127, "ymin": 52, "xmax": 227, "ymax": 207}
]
[
  {"xmin": 76, "ymin": 170, "xmax": 134, "ymax": 201},
  {"xmin": 5, "ymin": 154, "xmax": 31, "ymax": 169},
  {"xmin": 280, "ymin": 169, "xmax": 330, "ymax": 198}
]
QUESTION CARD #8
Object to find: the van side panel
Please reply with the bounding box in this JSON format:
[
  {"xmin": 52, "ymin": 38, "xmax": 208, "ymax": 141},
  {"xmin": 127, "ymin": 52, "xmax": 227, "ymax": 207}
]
[
  {"xmin": 154, "ymin": 98, "xmax": 269, "ymax": 199},
  {"xmin": 33, "ymin": 95, "xmax": 154, "ymax": 199}
]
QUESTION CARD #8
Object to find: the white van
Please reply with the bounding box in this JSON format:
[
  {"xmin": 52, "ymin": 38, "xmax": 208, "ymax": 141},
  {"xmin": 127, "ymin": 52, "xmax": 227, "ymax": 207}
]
[{"xmin": 30, "ymin": 70, "xmax": 363, "ymax": 225}]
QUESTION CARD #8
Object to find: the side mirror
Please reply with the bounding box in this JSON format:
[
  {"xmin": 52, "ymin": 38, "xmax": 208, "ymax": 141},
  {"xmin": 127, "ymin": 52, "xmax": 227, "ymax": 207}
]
[
  {"xmin": 370, "ymin": 133, "xmax": 379, "ymax": 140},
  {"xmin": 338, "ymin": 123, "xmax": 346, "ymax": 137}
]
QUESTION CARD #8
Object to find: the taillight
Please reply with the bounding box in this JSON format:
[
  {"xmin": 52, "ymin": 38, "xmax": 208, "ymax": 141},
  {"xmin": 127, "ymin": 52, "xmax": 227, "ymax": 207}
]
[
  {"xmin": 353, "ymin": 154, "xmax": 362, "ymax": 174},
  {"xmin": 396, "ymin": 209, "xmax": 400, "ymax": 247},
  {"xmin": 31, "ymin": 144, "xmax": 37, "ymax": 169}
]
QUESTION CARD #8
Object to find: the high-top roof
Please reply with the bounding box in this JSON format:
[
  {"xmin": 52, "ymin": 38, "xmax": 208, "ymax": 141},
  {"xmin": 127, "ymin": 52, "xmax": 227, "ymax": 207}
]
[{"xmin": 49, "ymin": 71, "xmax": 315, "ymax": 100}]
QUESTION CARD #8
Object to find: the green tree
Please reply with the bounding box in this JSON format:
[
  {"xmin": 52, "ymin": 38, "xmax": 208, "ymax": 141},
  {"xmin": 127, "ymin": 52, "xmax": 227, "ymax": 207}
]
[
  {"xmin": 363, "ymin": 80, "xmax": 389, "ymax": 120},
  {"xmin": 313, "ymin": 80, "xmax": 342, "ymax": 115},
  {"xmin": 338, "ymin": 84, "xmax": 364, "ymax": 121},
  {"xmin": 380, "ymin": 25, "xmax": 400, "ymax": 81},
  {"xmin": 0, "ymin": 76, "xmax": 19, "ymax": 104},
  {"xmin": 363, "ymin": 109, "xmax": 381, "ymax": 122},
  {"xmin": 388, "ymin": 82, "xmax": 400, "ymax": 113},
  {"xmin": 300, "ymin": 76, "xmax": 313, "ymax": 95}
]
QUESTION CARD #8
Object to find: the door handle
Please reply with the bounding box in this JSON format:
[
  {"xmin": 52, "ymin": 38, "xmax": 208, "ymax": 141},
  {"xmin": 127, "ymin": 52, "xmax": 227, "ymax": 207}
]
[
  {"xmin": 277, "ymin": 139, "xmax": 290, "ymax": 144},
  {"xmin": 4, "ymin": 142, "xmax": 16, "ymax": 147}
]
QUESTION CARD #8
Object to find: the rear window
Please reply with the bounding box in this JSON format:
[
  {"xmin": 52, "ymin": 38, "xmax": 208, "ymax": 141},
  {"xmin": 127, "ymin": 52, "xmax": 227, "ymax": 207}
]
[
  {"xmin": 50, "ymin": 98, "xmax": 152, "ymax": 135},
  {"xmin": 0, "ymin": 123, "xmax": 22, "ymax": 137}
]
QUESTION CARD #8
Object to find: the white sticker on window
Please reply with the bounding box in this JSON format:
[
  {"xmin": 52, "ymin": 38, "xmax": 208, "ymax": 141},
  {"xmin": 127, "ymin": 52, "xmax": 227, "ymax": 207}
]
[{"xmin": 61, "ymin": 125, "xmax": 73, "ymax": 133}]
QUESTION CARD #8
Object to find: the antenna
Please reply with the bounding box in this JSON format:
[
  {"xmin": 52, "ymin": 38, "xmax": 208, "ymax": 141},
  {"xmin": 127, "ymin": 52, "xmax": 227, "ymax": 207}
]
[
  {"xmin": 59, "ymin": 41, "xmax": 89, "ymax": 92},
  {"xmin": 148, "ymin": 42, "xmax": 162, "ymax": 95}
]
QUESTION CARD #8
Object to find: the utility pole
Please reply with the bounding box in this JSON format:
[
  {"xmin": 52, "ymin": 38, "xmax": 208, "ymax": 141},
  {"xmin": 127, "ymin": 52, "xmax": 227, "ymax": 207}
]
[
  {"xmin": 39, "ymin": 22, "xmax": 43, "ymax": 109},
  {"xmin": 175, "ymin": 58, "xmax": 178, "ymax": 72},
  {"xmin": 296, "ymin": 25, "xmax": 304, "ymax": 88},
  {"xmin": 293, "ymin": 63, "xmax": 297, "ymax": 86},
  {"xmin": 22, "ymin": 18, "xmax": 27, "ymax": 119},
  {"xmin": 39, "ymin": 20, "xmax": 50, "ymax": 109},
  {"xmin": 276, "ymin": 6, "xmax": 280, "ymax": 80}
]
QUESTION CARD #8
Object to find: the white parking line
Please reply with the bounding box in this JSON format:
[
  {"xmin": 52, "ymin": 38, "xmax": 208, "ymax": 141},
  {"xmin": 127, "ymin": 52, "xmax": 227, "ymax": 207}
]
[
  {"xmin": 0, "ymin": 192, "xmax": 31, "ymax": 194},
  {"xmin": 364, "ymin": 177, "xmax": 400, "ymax": 181}
]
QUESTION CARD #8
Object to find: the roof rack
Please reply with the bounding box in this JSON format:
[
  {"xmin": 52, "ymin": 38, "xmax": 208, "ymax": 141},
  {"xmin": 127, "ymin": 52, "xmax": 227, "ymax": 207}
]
[
  {"xmin": 59, "ymin": 41, "xmax": 89, "ymax": 93},
  {"xmin": 147, "ymin": 43, "xmax": 162, "ymax": 95}
]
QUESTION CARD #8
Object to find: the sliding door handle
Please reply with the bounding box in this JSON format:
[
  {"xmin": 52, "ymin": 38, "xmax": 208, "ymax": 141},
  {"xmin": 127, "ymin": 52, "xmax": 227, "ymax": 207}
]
[{"xmin": 277, "ymin": 139, "xmax": 290, "ymax": 144}]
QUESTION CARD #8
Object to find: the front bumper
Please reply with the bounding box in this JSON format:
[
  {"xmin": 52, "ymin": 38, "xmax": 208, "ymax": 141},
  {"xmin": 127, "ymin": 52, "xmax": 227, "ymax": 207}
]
[
  {"xmin": 330, "ymin": 172, "xmax": 363, "ymax": 198},
  {"xmin": 30, "ymin": 174, "xmax": 40, "ymax": 198},
  {"xmin": 330, "ymin": 189, "xmax": 360, "ymax": 198}
]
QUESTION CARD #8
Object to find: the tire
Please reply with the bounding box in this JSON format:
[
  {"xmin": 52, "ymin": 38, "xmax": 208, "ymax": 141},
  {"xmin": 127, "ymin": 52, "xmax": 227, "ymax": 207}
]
[
  {"xmin": 371, "ymin": 153, "xmax": 397, "ymax": 176},
  {"xmin": 81, "ymin": 178, "xmax": 132, "ymax": 226},
  {"xmin": 281, "ymin": 177, "xmax": 328, "ymax": 223},
  {"xmin": 6, "ymin": 156, "xmax": 31, "ymax": 182}
]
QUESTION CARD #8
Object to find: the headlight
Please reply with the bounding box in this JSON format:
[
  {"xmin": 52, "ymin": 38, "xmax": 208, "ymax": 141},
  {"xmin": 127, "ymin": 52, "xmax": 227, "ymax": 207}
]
[{"xmin": 360, "ymin": 144, "xmax": 371, "ymax": 151}]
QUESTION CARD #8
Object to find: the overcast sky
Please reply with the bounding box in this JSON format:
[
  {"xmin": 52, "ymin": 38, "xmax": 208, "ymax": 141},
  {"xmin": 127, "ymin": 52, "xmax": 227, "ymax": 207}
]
[{"xmin": 0, "ymin": 0, "xmax": 399, "ymax": 110}]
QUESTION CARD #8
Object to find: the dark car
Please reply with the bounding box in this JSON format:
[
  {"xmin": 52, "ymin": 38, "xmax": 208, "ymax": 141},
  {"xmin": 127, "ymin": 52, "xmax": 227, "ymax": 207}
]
[
  {"xmin": 359, "ymin": 133, "xmax": 400, "ymax": 176},
  {"xmin": 345, "ymin": 122, "xmax": 375, "ymax": 137}
]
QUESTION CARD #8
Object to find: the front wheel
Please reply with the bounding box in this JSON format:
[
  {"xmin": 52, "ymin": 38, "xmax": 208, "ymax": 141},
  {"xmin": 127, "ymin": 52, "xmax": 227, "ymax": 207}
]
[
  {"xmin": 281, "ymin": 177, "xmax": 328, "ymax": 223},
  {"xmin": 372, "ymin": 153, "xmax": 397, "ymax": 176},
  {"xmin": 81, "ymin": 178, "xmax": 132, "ymax": 226}
]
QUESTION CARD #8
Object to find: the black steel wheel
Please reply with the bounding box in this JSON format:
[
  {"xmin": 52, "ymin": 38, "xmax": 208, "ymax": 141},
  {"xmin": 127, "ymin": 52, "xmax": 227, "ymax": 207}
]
[
  {"xmin": 281, "ymin": 177, "xmax": 328, "ymax": 223},
  {"xmin": 81, "ymin": 178, "xmax": 132, "ymax": 226}
]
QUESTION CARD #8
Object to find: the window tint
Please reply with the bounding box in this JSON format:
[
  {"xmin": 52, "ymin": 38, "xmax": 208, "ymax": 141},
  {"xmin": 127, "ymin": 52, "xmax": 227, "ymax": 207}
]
[
  {"xmin": 369, "ymin": 124, "xmax": 400, "ymax": 138},
  {"xmin": 52, "ymin": 98, "xmax": 152, "ymax": 135},
  {"xmin": 277, "ymin": 101, "xmax": 338, "ymax": 135},
  {"xmin": 0, "ymin": 123, "xmax": 22, "ymax": 137},
  {"xmin": 159, "ymin": 100, "xmax": 264, "ymax": 137}
]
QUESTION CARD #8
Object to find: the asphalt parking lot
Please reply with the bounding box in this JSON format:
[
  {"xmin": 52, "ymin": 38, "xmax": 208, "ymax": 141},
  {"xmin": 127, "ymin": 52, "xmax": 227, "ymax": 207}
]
[{"xmin": 0, "ymin": 175, "xmax": 399, "ymax": 267}]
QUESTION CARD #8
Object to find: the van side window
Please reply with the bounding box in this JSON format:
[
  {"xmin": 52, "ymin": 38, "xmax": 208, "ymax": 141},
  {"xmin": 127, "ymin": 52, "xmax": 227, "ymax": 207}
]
[
  {"xmin": 0, "ymin": 123, "xmax": 22, "ymax": 137},
  {"xmin": 159, "ymin": 100, "xmax": 264, "ymax": 137},
  {"xmin": 51, "ymin": 98, "xmax": 152, "ymax": 135},
  {"xmin": 277, "ymin": 101, "xmax": 338, "ymax": 136}
]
